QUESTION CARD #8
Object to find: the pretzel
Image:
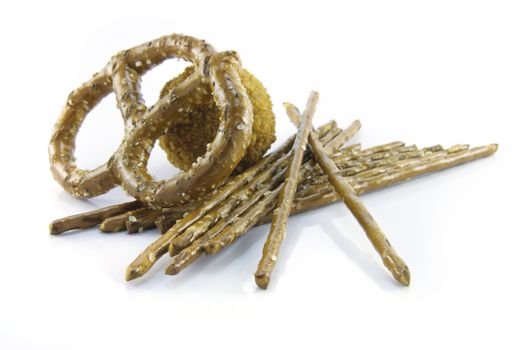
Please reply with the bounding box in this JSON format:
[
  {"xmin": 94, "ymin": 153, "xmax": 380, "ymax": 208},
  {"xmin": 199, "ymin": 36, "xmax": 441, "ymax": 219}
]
[
  {"xmin": 50, "ymin": 33, "xmax": 273, "ymax": 208},
  {"xmin": 48, "ymin": 32, "xmax": 499, "ymax": 290},
  {"xmin": 110, "ymin": 49, "xmax": 254, "ymax": 208},
  {"xmin": 49, "ymin": 33, "xmax": 215, "ymax": 198}
]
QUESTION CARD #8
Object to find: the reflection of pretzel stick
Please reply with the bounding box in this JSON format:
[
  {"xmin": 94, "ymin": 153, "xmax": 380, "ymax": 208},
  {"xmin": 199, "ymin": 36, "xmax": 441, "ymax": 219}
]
[{"xmin": 49, "ymin": 33, "xmax": 215, "ymax": 198}]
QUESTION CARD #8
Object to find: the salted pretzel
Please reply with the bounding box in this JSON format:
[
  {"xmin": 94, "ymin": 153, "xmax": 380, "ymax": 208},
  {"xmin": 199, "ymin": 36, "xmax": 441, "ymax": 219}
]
[
  {"xmin": 49, "ymin": 34, "xmax": 215, "ymax": 198},
  {"xmin": 111, "ymin": 45, "xmax": 255, "ymax": 208},
  {"xmin": 49, "ymin": 33, "xmax": 275, "ymax": 207}
]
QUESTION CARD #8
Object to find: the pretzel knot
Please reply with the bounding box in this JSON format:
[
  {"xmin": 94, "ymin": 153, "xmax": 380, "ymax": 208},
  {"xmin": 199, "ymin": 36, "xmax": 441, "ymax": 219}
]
[{"xmin": 49, "ymin": 33, "xmax": 276, "ymax": 208}]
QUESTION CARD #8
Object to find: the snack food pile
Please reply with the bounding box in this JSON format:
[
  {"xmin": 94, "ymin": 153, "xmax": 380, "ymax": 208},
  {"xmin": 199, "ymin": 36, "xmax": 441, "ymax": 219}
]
[{"xmin": 49, "ymin": 33, "xmax": 497, "ymax": 289}]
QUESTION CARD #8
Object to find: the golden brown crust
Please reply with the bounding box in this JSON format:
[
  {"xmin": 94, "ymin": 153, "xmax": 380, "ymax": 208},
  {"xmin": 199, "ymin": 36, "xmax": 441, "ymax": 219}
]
[
  {"xmin": 254, "ymin": 92, "xmax": 317, "ymax": 289},
  {"xmin": 166, "ymin": 123, "xmax": 344, "ymax": 275},
  {"xmin": 124, "ymin": 122, "xmax": 338, "ymax": 281},
  {"xmin": 49, "ymin": 201, "xmax": 141, "ymax": 235},
  {"xmin": 285, "ymin": 101, "xmax": 410, "ymax": 286},
  {"xmin": 111, "ymin": 51, "xmax": 255, "ymax": 208},
  {"xmin": 49, "ymin": 33, "xmax": 275, "ymax": 207},
  {"xmin": 49, "ymin": 33, "xmax": 216, "ymax": 198},
  {"xmin": 48, "ymin": 69, "xmax": 117, "ymax": 198}
]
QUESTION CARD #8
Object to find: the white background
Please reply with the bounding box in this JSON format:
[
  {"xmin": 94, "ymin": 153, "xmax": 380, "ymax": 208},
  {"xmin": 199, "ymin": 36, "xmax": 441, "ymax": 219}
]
[{"xmin": 1, "ymin": 1, "xmax": 524, "ymax": 349}]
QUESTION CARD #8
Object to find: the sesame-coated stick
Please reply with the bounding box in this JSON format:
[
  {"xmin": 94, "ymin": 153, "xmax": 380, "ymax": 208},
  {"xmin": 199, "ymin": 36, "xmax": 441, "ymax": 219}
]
[
  {"xmin": 99, "ymin": 208, "xmax": 154, "ymax": 233},
  {"xmin": 181, "ymin": 142, "xmax": 497, "ymax": 276},
  {"xmin": 124, "ymin": 121, "xmax": 337, "ymax": 281},
  {"xmin": 49, "ymin": 201, "xmax": 141, "ymax": 235},
  {"xmin": 166, "ymin": 121, "xmax": 361, "ymax": 275},
  {"xmin": 286, "ymin": 144, "xmax": 498, "ymax": 220},
  {"xmin": 167, "ymin": 124, "xmax": 344, "ymax": 256},
  {"xmin": 253, "ymin": 91, "xmax": 318, "ymax": 289},
  {"xmin": 284, "ymin": 102, "xmax": 411, "ymax": 286}
]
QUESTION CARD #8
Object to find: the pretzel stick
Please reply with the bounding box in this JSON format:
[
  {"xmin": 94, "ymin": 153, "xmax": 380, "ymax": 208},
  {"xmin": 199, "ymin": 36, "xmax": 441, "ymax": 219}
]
[
  {"xmin": 165, "ymin": 120, "xmax": 359, "ymax": 275},
  {"xmin": 155, "ymin": 215, "xmax": 179, "ymax": 234},
  {"xmin": 166, "ymin": 172, "xmax": 282, "ymax": 274},
  {"xmin": 167, "ymin": 142, "xmax": 496, "ymax": 275},
  {"xmin": 306, "ymin": 144, "xmax": 418, "ymax": 180},
  {"xmin": 50, "ymin": 141, "xmax": 491, "ymax": 238},
  {"xmin": 102, "ymin": 206, "xmax": 191, "ymax": 234},
  {"xmin": 99, "ymin": 208, "xmax": 154, "ymax": 233},
  {"xmin": 156, "ymin": 122, "xmax": 344, "ymax": 236},
  {"xmin": 299, "ymin": 145, "xmax": 444, "ymax": 195},
  {"xmin": 192, "ymin": 120, "xmax": 358, "ymax": 254},
  {"xmin": 169, "ymin": 129, "xmax": 338, "ymax": 256},
  {"xmin": 167, "ymin": 124, "xmax": 344, "ymax": 255},
  {"xmin": 307, "ymin": 141, "xmax": 407, "ymax": 177},
  {"xmin": 297, "ymin": 147, "xmax": 458, "ymax": 199},
  {"xmin": 125, "ymin": 206, "xmax": 192, "ymax": 234},
  {"xmin": 362, "ymin": 145, "xmax": 443, "ymax": 169},
  {"xmin": 126, "ymin": 211, "xmax": 163, "ymax": 234},
  {"xmin": 49, "ymin": 201, "xmax": 141, "ymax": 235},
  {"xmin": 48, "ymin": 139, "xmax": 424, "ymax": 235},
  {"xmin": 336, "ymin": 145, "xmax": 418, "ymax": 166},
  {"xmin": 286, "ymin": 144, "xmax": 498, "ymax": 220},
  {"xmin": 99, "ymin": 209, "xmax": 151, "ymax": 233},
  {"xmin": 154, "ymin": 210, "xmax": 192, "ymax": 234},
  {"xmin": 196, "ymin": 143, "xmax": 497, "ymax": 279},
  {"xmin": 333, "ymin": 143, "xmax": 362, "ymax": 155},
  {"xmin": 253, "ymin": 91, "xmax": 317, "ymax": 289},
  {"xmin": 48, "ymin": 122, "xmax": 336, "ymax": 236},
  {"xmin": 173, "ymin": 186, "xmax": 281, "ymax": 274},
  {"xmin": 155, "ymin": 124, "xmax": 342, "ymax": 234},
  {"xmin": 285, "ymin": 102, "xmax": 411, "ymax": 286},
  {"xmin": 125, "ymin": 121, "xmax": 337, "ymax": 281},
  {"xmin": 323, "ymin": 120, "xmax": 361, "ymax": 151},
  {"xmin": 200, "ymin": 144, "xmax": 496, "ymax": 248},
  {"xmin": 166, "ymin": 124, "xmax": 341, "ymax": 253}
]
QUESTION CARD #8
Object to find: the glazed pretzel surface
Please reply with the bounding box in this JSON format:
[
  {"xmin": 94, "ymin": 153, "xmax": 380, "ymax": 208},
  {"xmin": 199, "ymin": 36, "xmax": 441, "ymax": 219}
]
[
  {"xmin": 49, "ymin": 33, "xmax": 255, "ymax": 208},
  {"xmin": 111, "ymin": 49, "xmax": 253, "ymax": 208},
  {"xmin": 49, "ymin": 34, "xmax": 215, "ymax": 198}
]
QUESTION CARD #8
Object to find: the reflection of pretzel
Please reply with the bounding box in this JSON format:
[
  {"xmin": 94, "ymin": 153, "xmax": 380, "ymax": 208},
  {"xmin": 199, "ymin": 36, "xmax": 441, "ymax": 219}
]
[{"xmin": 49, "ymin": 33, "xmax": 272, "ymax": 208}]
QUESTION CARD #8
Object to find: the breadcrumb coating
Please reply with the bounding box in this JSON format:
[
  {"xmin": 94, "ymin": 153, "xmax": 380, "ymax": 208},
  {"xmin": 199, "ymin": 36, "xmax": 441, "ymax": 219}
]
[{"xmin": 159, "ymin": 66, "xmax": 276, "ymax": 172}]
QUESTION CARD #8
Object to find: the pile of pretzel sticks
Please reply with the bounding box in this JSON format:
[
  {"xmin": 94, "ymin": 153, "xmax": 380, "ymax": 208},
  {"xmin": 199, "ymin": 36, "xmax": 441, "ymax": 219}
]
[
  {"xmin": 48, "ymin": 33, "xmax": 497, "ymax": 289},
  {"xmin": 50, "ymin": 92, "xmax": 497, "ymax": 288}
]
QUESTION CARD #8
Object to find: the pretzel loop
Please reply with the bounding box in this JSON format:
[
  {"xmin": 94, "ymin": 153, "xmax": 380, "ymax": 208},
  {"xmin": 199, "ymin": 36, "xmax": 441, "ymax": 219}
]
[
  {"xmin": 111, "ymin": 50, "xmax": 254, "ymax": 208},
  {"xmin": 49, "ymin": 34, "xmax": 215, "ymax": 198},
  {"xmin": 49, "ymin": 68, "xmax": 117, "ymax": 198}
]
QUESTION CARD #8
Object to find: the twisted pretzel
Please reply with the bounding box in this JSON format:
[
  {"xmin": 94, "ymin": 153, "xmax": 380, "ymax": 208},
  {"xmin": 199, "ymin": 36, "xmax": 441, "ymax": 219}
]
[
  {"xmin": 111, "ymin": 48, "xmax": 254, "ymax": 208},
  {"xmin": 49, "ymin": 33, "xmax": 274, "ymax": 208},
  {"xmin": 49, "ymin": 34, "xmax": 214, "ymax": 198}
]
